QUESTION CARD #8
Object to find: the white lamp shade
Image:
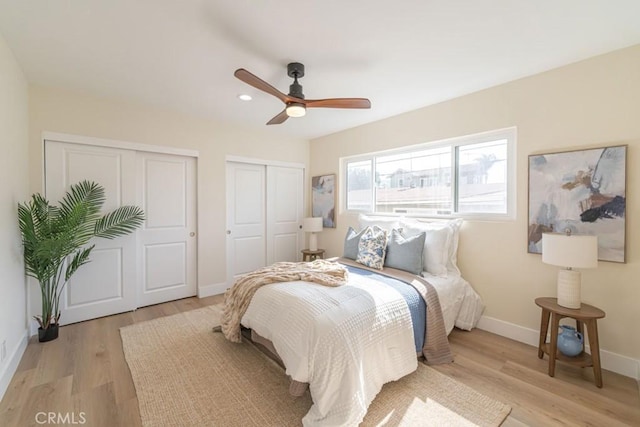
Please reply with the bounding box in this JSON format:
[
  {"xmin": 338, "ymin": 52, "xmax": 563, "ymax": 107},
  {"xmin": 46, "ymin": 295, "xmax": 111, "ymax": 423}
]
[
  {"xmin": 303, "ymin": 217, "xmax": 323, "ymax": 233},
  {"xmin": 541, "ymin": 233, "xmax": 598, "ymax": 269}
]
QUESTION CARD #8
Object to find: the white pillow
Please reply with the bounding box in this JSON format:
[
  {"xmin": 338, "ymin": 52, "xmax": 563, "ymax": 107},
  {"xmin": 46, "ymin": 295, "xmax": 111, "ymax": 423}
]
[
  {"xmin": 401, "ymin": 220, "xmax": 451, "ymax": 276},
  {"xmin": 446, "ymin": 218, "xmax": 463, "ymax": 276},
  {"xmin": 400, "ymin": 218, "xmax": 464, "ymax": 277},
  {"xmin": 358, "ymin": 214, "xmax": 402, "ymax": 233}
]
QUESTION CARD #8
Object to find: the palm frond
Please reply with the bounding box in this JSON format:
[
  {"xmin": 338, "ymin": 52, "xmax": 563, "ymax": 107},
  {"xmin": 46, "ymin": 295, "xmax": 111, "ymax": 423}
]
[
  {"xmin": 65, "ymin": 245, "xmax": 95, "ymax": 282},
  {"xmin": 21, "ymin": 194, "xmax": 58, "ymax": 239},
  {"xmin": 30, "ymin": 193, "xmax": 52, "ymax": 219},
  {"xmin": 94, "ymin": 206, "xmax": 145, "ymax": 239},
  {"xmin": 57, "ymin": 181, "xmax": 104, "ymax": 243},
  {"xmin": 18, "ymin": 201, "xmax": 37, "ymax": 247},
  {"xmin": 19, "ymin": 198, "xmax": 61, "ymax": 282},
  {"xmin": 59, "ymin": 180, "xmax": 105, "ymax": 218}
]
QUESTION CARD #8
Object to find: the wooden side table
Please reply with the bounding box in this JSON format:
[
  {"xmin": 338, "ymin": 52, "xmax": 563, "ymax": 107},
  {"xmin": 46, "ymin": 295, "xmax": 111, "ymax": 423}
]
[
  {"xmin": 301, "ymin": 249, "xmax": 325, "ymax": 261},
  {"xmin": 535, "ymin": 297, "xmax": 606, "ymax": 387}
]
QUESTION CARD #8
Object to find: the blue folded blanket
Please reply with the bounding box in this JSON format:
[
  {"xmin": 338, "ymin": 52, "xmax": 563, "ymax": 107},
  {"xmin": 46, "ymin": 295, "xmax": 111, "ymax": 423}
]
[{"xmin": 345, "ymin": 265, "xmax": 426, "ymax": 353}]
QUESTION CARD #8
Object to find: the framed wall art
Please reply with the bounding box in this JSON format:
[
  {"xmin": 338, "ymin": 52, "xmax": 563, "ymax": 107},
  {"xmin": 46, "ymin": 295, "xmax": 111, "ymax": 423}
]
[
  {"xmin": 528, "ymin": 145, "xmax": 627, "ymax": 262},
  {"xmin": 312, "ymin": 174, "xmax": 336, "ymax": 228}
]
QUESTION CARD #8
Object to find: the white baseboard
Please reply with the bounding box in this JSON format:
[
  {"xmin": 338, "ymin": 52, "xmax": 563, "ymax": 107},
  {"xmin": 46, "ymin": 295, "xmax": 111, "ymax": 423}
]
[
  {"xmin": 0, "ymin": 330, "xmax": 28, "ymax": 401},
  {"xmin": 477, "ymin": 315, "xmax": 640, "ymax": 381},
  {"xmin": 197, "ymin": 282, "xmax": 228, "ymax": 298}
]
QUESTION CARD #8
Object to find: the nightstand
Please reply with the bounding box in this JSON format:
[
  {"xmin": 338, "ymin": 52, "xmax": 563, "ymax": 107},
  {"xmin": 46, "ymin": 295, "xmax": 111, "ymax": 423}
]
[
  {"xmin": 535, "ymin": 297, "xmax": 606, "ymax": 387},
  {"xmin": 301, "ymin": 249, "xmax": 325, "ymax": 261}
]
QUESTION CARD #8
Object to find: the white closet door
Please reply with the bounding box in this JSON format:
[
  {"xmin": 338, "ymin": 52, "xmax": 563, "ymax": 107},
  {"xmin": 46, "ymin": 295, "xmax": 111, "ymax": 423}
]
[
  {"xmin": 137, "ymin": 152, "xmax": 197, "ymax": 307},
  {"xmin": 266, "ymin": 166, "xmax": 304, "ymax": 264},
  {"xmin": 226, "ymin": 162, "xmax": 304, "ymax": 286},
  {"xmin": 44, "ymin": 141, "xmax": 138, "ymax": 325},
  {"xmin": 226, "ymin": 162, "xmax": 266, "ymax": 285}
]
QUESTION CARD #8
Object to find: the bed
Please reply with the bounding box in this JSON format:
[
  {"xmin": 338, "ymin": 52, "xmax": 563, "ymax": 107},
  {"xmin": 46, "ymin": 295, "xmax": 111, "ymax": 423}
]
[{"xmin": 218, "ymin": 216, "xmax": 484, "ymax": 426}]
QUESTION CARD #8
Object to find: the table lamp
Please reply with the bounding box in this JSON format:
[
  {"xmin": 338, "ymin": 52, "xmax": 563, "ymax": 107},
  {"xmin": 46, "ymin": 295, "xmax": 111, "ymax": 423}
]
[
  {"xmin": 541, "ymin": 231, "xmax": 598, "ymax": 309},
  {"xmin": 303, "ymin": 217, "xmax": 323, "ymax": 251}
]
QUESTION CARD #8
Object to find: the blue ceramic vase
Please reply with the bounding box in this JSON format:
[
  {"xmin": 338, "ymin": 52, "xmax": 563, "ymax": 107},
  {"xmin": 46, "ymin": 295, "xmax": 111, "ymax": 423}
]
[{"xmin": 557, "ymin": 325, "xmax": 583, "ymax": 357}]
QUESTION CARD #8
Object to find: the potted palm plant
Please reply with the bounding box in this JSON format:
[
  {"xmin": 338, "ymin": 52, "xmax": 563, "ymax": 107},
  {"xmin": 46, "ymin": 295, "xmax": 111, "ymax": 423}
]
[{"xmin": 18, "ymin": 180, "xmax": 144, "ymax": 342}]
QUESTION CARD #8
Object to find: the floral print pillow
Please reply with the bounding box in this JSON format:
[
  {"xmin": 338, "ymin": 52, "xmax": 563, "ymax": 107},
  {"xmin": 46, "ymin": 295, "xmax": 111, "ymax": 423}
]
[{"xmin": 356, "ymin": 226, "xmax": 389, "ymax": 270}]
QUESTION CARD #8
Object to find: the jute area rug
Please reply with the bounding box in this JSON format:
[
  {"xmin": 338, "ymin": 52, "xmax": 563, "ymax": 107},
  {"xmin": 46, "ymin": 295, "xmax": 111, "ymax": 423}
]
[{"xmin": 120, "ymin": 306, "xmax": 511, "ymax": 426}]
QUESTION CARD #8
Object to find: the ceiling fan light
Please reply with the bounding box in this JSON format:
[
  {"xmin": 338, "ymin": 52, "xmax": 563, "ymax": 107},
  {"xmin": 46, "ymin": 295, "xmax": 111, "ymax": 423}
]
[{"xmin": 286, "ymin": 103, "xmax": 306, "ymax": 118}]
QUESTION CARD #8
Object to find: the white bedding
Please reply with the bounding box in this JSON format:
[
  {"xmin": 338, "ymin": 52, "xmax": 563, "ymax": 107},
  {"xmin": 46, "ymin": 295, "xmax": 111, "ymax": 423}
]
[
  {"xmin": 421, "ymin": 272, "xmax": 484, "ymax": 333},
  {"xmin": 241, "ymin": 272, "xmax": 417, "ymax": 427},
  {"xmin": 356, "ymin": 215, "xmax": 485, "ymax": 332}
]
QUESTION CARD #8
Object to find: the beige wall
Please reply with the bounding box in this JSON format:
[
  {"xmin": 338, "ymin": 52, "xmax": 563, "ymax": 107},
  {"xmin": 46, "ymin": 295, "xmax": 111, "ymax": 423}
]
[
  {"xmin": 310, "ymin": 45, "xmax": 640, "ymax": 364},
  {"xmin": 28, "ymin": 85, "xmax": 310, "ymax": 291},
  {"xmin": 0, "ymin": 33, "xmax": 29, "ymax": 395}
]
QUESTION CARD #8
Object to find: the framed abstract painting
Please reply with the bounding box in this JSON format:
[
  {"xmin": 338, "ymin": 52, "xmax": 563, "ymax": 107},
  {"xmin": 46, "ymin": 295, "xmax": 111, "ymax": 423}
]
[
  {"xmin": 528, "ymin": 145, "xmax": 627, "ymax": 262},
  {"xmin": 312, "ymin": 174, "xmax": 336, "ymax": 228}
]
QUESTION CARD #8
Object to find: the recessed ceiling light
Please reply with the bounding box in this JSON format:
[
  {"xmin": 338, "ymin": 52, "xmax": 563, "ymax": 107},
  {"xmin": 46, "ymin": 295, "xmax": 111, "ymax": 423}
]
[{"xmin": 238, "ymin": 94, "xmax": 252, "ymax": 101}]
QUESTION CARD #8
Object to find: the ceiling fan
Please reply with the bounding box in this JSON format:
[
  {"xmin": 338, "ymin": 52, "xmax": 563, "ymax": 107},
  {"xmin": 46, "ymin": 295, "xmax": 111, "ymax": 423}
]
[{"xmin": 234, "ymin": 62, "xmax": 371, "ymax": 125}]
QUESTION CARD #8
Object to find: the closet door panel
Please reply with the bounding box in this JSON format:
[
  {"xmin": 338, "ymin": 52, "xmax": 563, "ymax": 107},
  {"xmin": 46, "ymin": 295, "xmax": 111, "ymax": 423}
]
[
  {"xmin": 266, "ymin": 166, "xmax": 304, "ymax": 264},
  {"xmin": 226, "ymin": 162, "xmax": 266, "ymax": 285},
  {"xmin": 44, "ymin": 141, "xmax": 137, "ymax": 325},
  {"xmin": 137, "ymin": 152, "xmax": 197, "ymax": 307}
]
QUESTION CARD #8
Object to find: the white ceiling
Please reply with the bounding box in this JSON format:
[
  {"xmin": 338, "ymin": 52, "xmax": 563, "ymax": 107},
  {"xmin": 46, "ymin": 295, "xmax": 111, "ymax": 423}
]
[{"xmin": 1, "ymin": 1, "xmax": 640, "ymax": 140}]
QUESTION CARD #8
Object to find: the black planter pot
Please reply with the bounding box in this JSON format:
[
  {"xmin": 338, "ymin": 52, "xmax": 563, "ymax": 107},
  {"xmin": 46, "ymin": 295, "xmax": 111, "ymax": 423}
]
[{"xmin": 38, "ymin": 324, "xmax": 59, "ymax": 342}]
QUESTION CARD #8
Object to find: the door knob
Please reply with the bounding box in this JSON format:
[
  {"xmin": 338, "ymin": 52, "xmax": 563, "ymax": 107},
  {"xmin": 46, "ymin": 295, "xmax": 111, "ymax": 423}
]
[
  {"xmin": 189, "ymin": 232, "xmax": 195, "ymax": 237},
  {"xmin": 226, "ymin": 230, "xmax": 231, "ymax": 235}
]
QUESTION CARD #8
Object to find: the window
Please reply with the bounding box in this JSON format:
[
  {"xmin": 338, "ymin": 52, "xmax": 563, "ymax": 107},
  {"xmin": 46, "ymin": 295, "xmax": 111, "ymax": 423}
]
[
  {"xmin": 342, "ymin": 128, "xmax": 516, "ymax": 219},
  {"xmin": 346, "ymin": 160, "xmax": 372, "ymax": 211}
]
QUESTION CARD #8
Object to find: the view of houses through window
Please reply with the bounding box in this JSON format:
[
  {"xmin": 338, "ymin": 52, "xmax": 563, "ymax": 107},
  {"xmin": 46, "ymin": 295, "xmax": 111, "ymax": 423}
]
[{"xmin": 344, "ymin": 128, "xmax": 515, "ymax": 218}]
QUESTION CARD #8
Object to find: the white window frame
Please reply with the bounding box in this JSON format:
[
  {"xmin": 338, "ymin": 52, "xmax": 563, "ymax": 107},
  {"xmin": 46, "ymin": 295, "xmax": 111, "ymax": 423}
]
[{"xmin": 341, "ymin": 127, "xmax": 517, "ymax": 221}]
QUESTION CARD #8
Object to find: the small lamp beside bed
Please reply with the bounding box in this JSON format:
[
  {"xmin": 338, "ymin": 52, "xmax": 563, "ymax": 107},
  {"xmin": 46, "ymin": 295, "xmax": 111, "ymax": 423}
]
[
  {"xmin": 303, "ymin": 217, "xmax": 323, "ymax": 251},
  {"xmin": 542, "ymin": 231, "xmax": 598, "ymax": 309}
]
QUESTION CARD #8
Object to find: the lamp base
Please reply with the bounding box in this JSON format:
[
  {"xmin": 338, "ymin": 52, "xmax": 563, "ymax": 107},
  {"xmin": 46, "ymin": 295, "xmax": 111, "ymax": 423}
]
[
  {"xmin": 309, "ymin": 233, "xmax": 318, "ymax": 251},
  {"xmin": 557, "ymin": 269, "xmax": 581, "ymax": 309}
]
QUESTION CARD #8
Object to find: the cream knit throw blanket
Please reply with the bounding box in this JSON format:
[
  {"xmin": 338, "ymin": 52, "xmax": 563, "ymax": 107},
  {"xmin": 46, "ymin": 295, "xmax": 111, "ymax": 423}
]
[{"xmin": 219, "ymin": 260, "xmax": 349, "ymax": 343}]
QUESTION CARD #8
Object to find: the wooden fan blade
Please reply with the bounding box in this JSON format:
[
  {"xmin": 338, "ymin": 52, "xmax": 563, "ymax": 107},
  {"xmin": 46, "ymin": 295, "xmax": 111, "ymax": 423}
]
[
  {"xmin": 267, "ymin": 109, "xmax": 289, "ymax": 125},
  {"xmin": 234, "ymin": 68, "xmax": 290, "ymax": 103},
  {"xmin": 305, "ymin": 98, "xmax": 371, "ymax": 109}
]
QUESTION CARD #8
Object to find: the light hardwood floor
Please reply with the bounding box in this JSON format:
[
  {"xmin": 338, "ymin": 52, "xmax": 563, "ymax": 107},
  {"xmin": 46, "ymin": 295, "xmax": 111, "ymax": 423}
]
[{"xmin": 1, "ymin": 296, "xmax": 638, "ymax": 426}]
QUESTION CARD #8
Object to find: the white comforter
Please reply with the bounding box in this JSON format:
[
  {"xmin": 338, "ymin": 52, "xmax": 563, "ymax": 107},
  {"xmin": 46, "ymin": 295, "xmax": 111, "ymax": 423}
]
[
  {"xmin": 422, "ymin": 272, "xmax": 484, "ymax": 333},
  {"xmin": 241, "ymin": 272, "xmax": 417, "ymax": 426}
]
